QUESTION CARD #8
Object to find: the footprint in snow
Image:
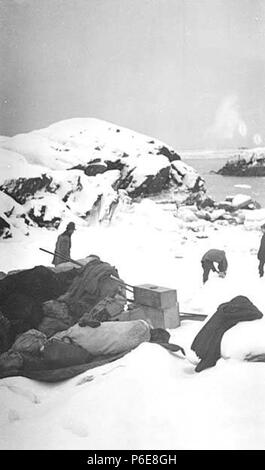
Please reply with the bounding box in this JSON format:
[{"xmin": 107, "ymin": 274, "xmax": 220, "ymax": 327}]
[{"xmin": 0, "ymin": 384, "xmax": 41, "ymax": 404}]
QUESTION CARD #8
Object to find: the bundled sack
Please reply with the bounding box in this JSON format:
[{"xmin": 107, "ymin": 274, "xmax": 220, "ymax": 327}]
[
  {"xmin": 0, "ymin": 350, "xmax": 24, "ymax": 375},
  {"xmin": 79, "ymin": 294, "xmax": 127, "ymax": 325},
  {"xmin": 60, "ymin": 258, "xmax": 123, "ymax": 319},
  {"xmin": 38, "ymin": 300, "xmax": 74, "ymax": 337},
  {"xmin": 40, "ymin": 337, "xmax": 92, "ymax": 368},
  {"xmin": 38, "ymin": 317, "xmax": 72, "ymax": 338},
  {"xmin": 42, "ymin": 300, "xmax": 72, "ymax": 322},
  {"xmin": 52, "ymin": 319, "xmax": 151, "ymax": 356},
  {"xmin": 12, "ymin": 329, "xmax": 47, "ymax": 354},
  {"xmin": 0, "ymin": 338, "xmax": 91, "ymax": 377}
]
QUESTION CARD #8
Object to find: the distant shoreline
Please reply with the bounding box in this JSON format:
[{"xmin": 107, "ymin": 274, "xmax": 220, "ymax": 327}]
[{"xmin": 180, "ymin": 147, "xmax": 265, "ymax": 160}]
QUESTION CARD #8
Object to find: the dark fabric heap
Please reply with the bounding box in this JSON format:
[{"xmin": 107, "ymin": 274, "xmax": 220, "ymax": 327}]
[
  {"xmin": 0, "ymin": 265, "xmax": 79, "ymax": 352},
  {"xmin": 0, "ymin": 259, "xmax": 186, "ymax": 383},
  {"xmin": 191, "ymin": 295, "xmax": 263, "ymax": 372},
  {"xmin": 0, "ymin": 266, "xmax": 63, "ymax": 302},
  {"xmin": 61, "ymin": 258, "xmax": 121, "ymax": 319}
]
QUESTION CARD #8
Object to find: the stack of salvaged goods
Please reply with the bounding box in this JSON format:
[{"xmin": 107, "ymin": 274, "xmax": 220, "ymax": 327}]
[
  {"xmin": 2, "ymin": 255, "xmax": 263, "ymax": 381},
  {"xmin": 0, "ymin": 256, "xmax": 182, "ymax": 381}
]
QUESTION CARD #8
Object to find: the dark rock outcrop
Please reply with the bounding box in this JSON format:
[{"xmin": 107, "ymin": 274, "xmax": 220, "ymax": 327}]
[
  {"xmin": 157, "ymin": 146, "xmax": 181, "ymax": 162},
  {"xmin": 0, "ymin": 217, "xmax": 11, "ymax": 239},
  {"xmin": 217, "ymin": 153, "xmax": 265, "ymax": 176},
  {"xmin": 0, "ymin": 174, "xmax": 55, "ymax": 204},
  {"xmin": 125, "ymin": 166, "xmax": 171, "ymax": 198}
]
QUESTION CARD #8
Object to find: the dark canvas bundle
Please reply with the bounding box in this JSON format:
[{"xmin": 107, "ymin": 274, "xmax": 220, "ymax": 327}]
[
  {"xmin": 150, "ymin": 328, "xmax": 170, "ymax": 344},
  {"xmin": 41, "ymin": 338, "xmax": 92, "ymax": 368},
  {"xmin": 191, "ymin": 295, "xmax": 263, "ymax": 372},
  {"xmin": 0, "ymin": 265, "xmax": 79, "ymax": 306},
  {"xmin": 0, "ymin": 266, "xmax": 61, "ymax": 303},
  {"xmin": 0, "ymin": 265, "xmax": 80, "ymax": 350},
  {"xmin": 61, "ymin": 258, "xmax": 121, "ymax": 319},
  {"xmin": 12, "ymin": 328, "xmax": 47, "ymax": 354},
  {"xmin": 38, "ymin": 300, "xmax": 74, "ymax": 338},
  {"xmin": 1, "ymin": 293, "xmax": 43, "ymax": 333}
]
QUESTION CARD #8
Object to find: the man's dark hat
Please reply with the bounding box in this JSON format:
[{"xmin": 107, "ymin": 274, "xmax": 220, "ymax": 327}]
[{"xmin": 66, "ymin": 222, "xmax": 76, "ymax": 230}]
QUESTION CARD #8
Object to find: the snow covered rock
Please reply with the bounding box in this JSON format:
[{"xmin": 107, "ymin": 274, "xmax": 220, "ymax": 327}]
[
  {"xmin": 216, "ymin": 201, "xmax": 234, "ymax": 211},
  {"xmin": 171, "ymin": 160, "xmax": 205, "ymax": 191},
  {"xmin": 0, "ymin": 118, "xmax": 204, "ymax": 232},
  {"xmin": 118, "ymin": 154, "xmax": 171, "ymax": 197},
  {"xmin": 0, "ymin": 174, "xmax": 54, "ymax": 205},
  {"xmin": 184, "ymin": 191, "xmax": 215, "ymax": 209},
  {"xmin": 231, "ymin": 194, "xmax": 253, "ymax": 210},
  {"xmin": 177, "ymin": 207, "xmax": 198, "ymax": 223},
  {"xmin": 0, "ymin": 191, "xmax": 32, "ymax": 237},
  {"xmin": 0, "ymin": 215, "xmax": 11, "ymax": 239},
  {"xmin": 208, "ymin": 209, "xmax": 226, "ymax": 222},
  {"xmin": 0, "ymin": 148, "xmax": 48, "ymax": 185},
  {"xmin": 23, "ymin": 194, "xmax": 69, "ymax": 228}
]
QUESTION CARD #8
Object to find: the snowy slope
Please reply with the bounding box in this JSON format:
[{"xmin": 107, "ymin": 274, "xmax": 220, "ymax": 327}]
[
  {"xmin": 0, "ymin": 117, "xmax": 180, "ymax": 174},
  {"xmin": 0, "ymin": 118, "xmax": 203, "ymax": 238}
]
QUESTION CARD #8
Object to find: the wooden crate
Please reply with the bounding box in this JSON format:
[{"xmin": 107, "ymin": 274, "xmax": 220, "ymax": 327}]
[
  {"xmin": 133, "ymin": 284, "xmax": 177, "ymax": 309},
  {"xmin": 129, "ymin": 302, "xmax": 180, "ymax": 329}
]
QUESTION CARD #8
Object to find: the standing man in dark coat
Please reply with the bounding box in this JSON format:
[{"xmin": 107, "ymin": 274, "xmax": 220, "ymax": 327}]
[
  {"xmin": 201, "ymin": 249, "xmax": 228, "ymax": 284},
  {"xmin": 257, "ymin": 223, "xmax": 265, "ymax": 277},
  {"xmin": 52, "ymin": 222, "xmax": 76, "ymax": 266}
]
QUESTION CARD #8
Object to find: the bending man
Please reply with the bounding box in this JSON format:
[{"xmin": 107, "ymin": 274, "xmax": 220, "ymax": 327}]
[{"xmin": 201, "ymin": 249, "xmax": 228, "ymax": 284}]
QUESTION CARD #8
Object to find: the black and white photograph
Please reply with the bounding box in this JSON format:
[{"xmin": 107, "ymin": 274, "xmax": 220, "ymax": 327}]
[{"xmin": 0, "ymin": 0, "xmax": 265, "ymax": 451}]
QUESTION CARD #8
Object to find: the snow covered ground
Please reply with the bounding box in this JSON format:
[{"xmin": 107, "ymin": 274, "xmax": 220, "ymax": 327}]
[{"xmin": 1, "ymin": 198, "xmax": 265, "ymax": 450}]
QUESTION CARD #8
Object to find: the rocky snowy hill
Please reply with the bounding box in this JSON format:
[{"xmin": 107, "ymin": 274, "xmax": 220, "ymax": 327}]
[{"xmin": 0, "ymin": 118, "xmax": 204, "ymax": 239}]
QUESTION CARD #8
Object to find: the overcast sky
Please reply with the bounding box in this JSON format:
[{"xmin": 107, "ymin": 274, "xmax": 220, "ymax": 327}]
[{"xmin": 0, "ymin": 0, "xmax": 264, "ymax": 150}]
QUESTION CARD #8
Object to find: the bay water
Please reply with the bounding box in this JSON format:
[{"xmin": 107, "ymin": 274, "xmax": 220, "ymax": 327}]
[{"xmin": 184, "ymin": 157, "xmax": 265, "ymax": 208}]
